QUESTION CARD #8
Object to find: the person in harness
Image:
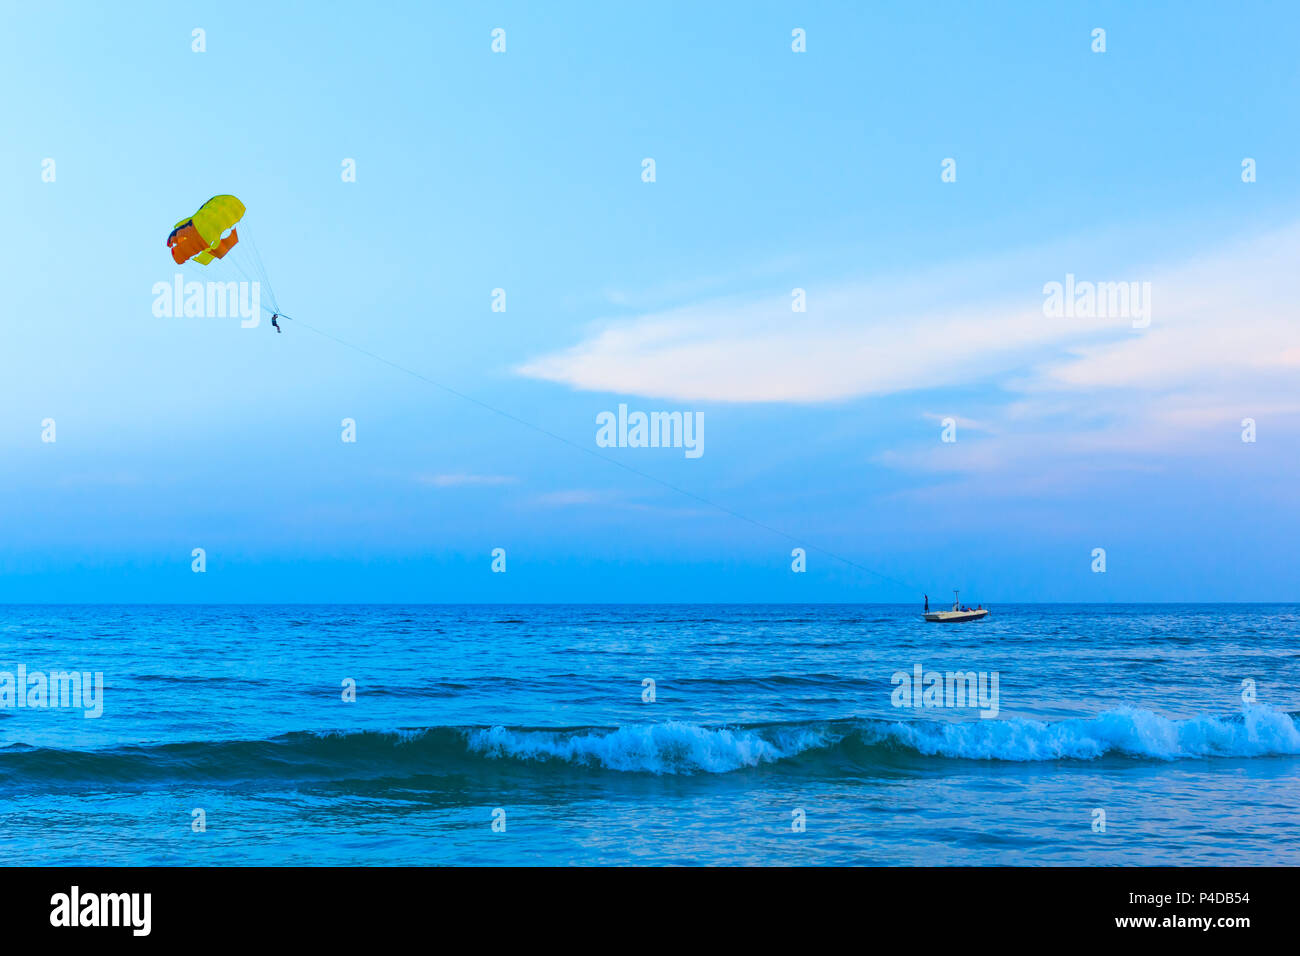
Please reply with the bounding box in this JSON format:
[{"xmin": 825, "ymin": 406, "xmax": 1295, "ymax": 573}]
[{"xmin": 271, "ymin": 313, "xmax": 282, "ymax": 333}]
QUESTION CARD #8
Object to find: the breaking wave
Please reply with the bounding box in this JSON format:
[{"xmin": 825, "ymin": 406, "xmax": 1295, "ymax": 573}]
[{"xmin": 2, "ymin": 706, "xmax": 1296, "ymax": 785}]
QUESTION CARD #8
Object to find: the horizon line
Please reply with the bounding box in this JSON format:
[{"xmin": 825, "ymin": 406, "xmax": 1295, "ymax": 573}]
[{"xmin": 0, "ymin": 601, "xmax": 1295, "ymax": 608}]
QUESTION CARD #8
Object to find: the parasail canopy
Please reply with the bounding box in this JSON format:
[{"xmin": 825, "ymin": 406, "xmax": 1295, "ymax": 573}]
[{"xmin": 167, "ymin": 194, "xmax": 246, "ymax": 265}]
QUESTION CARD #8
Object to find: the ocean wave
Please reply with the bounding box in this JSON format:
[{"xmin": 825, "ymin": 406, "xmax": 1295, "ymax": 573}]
[
  {"xmin": 466, "ymin": 721, "xmax": 832, "ymax": 773},
  {"xmin": 865, "ymin": 705, "xmax": 1300, "ymax": 761},
  {"xmin": 0, "ymin": 706, "xmax": 1296, "ymax": 786},
  {"xmin": 466, "ymin": 706, "xmax": 1300, "ymax": 772}
]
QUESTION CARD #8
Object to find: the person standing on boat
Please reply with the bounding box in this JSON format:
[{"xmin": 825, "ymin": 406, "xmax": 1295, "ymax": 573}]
[{"xmin": 924, "ymin": 594, "xmax": 929, "ymax": 612}]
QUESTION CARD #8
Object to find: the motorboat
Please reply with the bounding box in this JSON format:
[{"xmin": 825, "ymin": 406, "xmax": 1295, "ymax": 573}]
[{"xmin": 923, "ymin": 590, "xmax": 989, "ymax": 623}]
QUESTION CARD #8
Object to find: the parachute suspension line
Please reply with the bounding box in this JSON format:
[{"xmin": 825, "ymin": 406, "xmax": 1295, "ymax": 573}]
[
  {"xmin": 273, "ymin": 313, "xmax": 920, "ymax": 594},
  {"xmin": 217, "ymin": 255, "xmax": 278, "ymax": 315},
  {"xmin": 242, "ymin": 240, "xmax": 272, "ymax": 305},
  {"xmin": 242, "ymin": 233, "xmax": 280, "ymax": 314},
  {"xmin": 166, "ymin": 194, "xmax": 279, "ymax": 317},
  {"xmin": 191, "ymin": 255, "xmax": 276, "ymax": 316}
]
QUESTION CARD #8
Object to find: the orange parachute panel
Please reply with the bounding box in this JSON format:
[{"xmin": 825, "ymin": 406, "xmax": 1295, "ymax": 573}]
[
  {"xmin": 168, "ymin": 221, "xmax": 207, "ymax": 265},
  {"xmin": 209, "ymin": 227, "xmax": 239, "ymax": 259}
]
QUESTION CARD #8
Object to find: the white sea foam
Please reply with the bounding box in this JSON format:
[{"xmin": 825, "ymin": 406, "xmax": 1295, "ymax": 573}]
[
  {"xmin": 873, "ymin": 705, "xmax": 1300, "ymax": 761},
  {"xmin": 466, "ymin": 720, "xmax": 831, "ymax": 774},
  {"xmin": 463, "ymin": 706, "xmax": 1300, "ymax": 773}
]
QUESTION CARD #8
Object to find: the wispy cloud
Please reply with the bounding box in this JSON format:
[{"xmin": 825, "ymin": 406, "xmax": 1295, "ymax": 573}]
[
  {"xmin": 518, "ymin": 224, "xmax": 1300, "ymax": 487},
  {"xmin": 417, "ymin": 474, "xmax": 519, "ymax": 488},
  {"xmin": 533, "ymin": 489, "xmax": 611, "ymax": 506},
  {"xmin": 529, "ymin": 488, "xmax": 715, "ymax": 518},
  {"xmin": 518, "ymin": 224, "xmax": 1300, "ymax": 408}
]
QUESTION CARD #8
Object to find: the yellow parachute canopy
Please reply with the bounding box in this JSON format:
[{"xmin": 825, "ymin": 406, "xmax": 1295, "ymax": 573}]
[{"xmin": 167, "ymin": 195, "xmax": 246, "ymax": 265}]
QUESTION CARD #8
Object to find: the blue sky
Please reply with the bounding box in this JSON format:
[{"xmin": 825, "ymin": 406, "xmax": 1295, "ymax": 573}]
[{"xmin": 2, "ymin": 1, "xmax": 1297, "ymax": 602}]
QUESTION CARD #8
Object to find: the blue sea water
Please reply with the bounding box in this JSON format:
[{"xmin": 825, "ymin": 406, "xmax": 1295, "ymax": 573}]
[{"xmin": 1, "ymin": 604, "xmax": 1297, "ymax": 866}]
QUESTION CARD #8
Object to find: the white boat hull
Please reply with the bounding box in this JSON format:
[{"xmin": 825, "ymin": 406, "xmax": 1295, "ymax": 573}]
[{"xmin": 923, "ymin": 608, "xmax": 989, "ymax": 623}]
